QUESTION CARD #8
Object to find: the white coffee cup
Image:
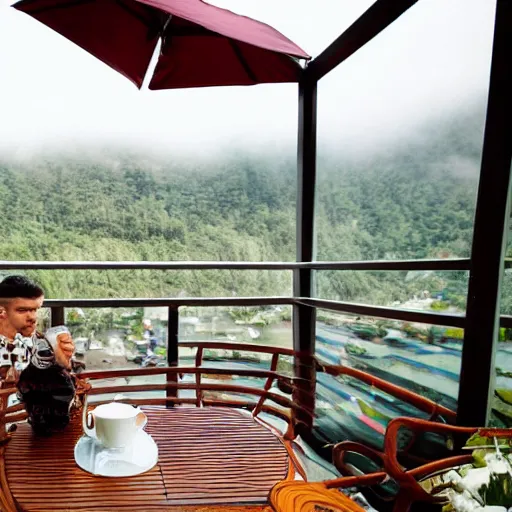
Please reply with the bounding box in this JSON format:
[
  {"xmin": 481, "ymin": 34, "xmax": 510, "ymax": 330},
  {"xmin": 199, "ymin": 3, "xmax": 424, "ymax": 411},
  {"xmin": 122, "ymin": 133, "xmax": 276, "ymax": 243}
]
[{"xmin": 84, "ymin": 402, "xmax": 147, "ymax": 449}]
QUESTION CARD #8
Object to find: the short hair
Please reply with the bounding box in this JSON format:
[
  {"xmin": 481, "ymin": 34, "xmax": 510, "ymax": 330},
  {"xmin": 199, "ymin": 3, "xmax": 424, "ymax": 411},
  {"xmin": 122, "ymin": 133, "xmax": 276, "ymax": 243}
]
[{"xmin": 0, "ymin": 275, "xmax": 44, "ymax": 300}]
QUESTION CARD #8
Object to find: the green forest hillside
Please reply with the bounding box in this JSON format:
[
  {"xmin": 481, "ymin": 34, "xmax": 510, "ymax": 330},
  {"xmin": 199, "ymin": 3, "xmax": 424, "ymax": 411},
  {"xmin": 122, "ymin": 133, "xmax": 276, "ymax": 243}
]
[{"xmin": 1, "ymin": 105, "xmax": 510, "ymax": 313}]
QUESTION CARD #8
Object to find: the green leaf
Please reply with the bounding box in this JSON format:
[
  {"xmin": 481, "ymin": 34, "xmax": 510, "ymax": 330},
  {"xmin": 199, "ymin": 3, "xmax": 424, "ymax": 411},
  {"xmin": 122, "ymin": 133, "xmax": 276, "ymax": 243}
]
[
  {"xmin": 496, "ymin": 389, "xmax": 512, "ymax": 406},
  {"xmin": 472, "ymin": 449, "xmax": 488, "ymax": 468},
  {"xmin": 480, "ymin": 472, "xmax": 512, "ymax": 507}
]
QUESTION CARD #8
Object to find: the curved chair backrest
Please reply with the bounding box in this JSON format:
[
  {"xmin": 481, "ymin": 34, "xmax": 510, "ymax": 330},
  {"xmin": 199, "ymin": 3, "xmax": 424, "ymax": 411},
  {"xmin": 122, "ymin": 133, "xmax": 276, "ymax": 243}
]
[{"xmin": 324, "ymin": 416, "xmax": 512, "ymax": 512}]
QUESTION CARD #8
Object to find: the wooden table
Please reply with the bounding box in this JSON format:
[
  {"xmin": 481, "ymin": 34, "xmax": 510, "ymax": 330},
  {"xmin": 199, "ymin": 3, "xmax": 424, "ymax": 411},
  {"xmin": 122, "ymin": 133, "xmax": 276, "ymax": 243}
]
[{"xmin": 4, "ymin": 407, "xmax": 289, "ymax": 511}]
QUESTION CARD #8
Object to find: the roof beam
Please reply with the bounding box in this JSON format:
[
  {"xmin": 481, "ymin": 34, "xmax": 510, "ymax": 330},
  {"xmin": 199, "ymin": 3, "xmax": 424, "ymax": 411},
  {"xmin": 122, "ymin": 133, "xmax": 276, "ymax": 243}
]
[{"xmin": 305, "ymin": 0, "xmax": 420, "ymax": 82}]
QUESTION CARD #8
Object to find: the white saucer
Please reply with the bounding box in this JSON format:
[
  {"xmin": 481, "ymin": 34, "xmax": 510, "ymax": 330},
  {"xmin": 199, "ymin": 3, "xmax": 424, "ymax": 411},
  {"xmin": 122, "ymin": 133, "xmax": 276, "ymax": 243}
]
[{"xmin": 74, "ymin": 429, "xmax": 158, "ymax": 477}]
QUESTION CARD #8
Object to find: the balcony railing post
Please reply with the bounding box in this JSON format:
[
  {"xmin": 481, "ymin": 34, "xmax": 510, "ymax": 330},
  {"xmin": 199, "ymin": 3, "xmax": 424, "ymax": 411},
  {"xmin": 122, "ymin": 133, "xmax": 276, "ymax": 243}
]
[
  {"xmin": 457, "ymin": 0, "xmax": 512, "ymax": 427},
  {"xmin": 167, "ymin": 305, "xmax": 179, "ymax": 407},
  {"xmin": 293, "ymin": 74, "xmax": 318, "ymax": 432},
  {"xmin": 50, "ymin": 306, "xmax": 65, "ymax": 327}
]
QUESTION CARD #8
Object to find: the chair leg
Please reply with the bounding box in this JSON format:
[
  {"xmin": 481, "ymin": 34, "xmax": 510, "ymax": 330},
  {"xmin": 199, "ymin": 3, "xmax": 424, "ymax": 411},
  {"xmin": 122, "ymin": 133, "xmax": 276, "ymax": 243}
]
[{"xmin": 392, "ymin": 491, "xmax": 412, "ymax": 512}]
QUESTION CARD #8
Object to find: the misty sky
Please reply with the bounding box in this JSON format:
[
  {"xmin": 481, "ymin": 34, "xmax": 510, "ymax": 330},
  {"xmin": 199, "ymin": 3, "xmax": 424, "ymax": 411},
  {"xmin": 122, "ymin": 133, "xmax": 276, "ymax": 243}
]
[{"xmin": 0, "ymin": 0, "xmax": 497, "ymax": 157}]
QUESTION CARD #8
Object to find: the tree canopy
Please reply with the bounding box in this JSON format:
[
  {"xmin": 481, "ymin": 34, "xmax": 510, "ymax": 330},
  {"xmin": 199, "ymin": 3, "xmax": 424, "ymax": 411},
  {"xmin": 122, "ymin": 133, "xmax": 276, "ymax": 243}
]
[{"xmin": 1, "ymin": 104, "xmax": 510, "ymax": 315}]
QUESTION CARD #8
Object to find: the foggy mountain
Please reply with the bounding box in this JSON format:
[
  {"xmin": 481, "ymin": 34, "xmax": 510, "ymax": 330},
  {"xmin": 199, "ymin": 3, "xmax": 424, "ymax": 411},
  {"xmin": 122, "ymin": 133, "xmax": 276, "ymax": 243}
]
[{"xmin": 1, "ymin": 101, "xmax": 504, "ymax": 313}]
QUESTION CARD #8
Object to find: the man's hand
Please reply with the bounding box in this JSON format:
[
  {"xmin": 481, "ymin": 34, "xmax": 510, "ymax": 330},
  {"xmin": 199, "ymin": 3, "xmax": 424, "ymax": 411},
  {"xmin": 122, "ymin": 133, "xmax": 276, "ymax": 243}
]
[{"xmin": 55, "ymin": 333, "xmax": 75, "ymax": 369}]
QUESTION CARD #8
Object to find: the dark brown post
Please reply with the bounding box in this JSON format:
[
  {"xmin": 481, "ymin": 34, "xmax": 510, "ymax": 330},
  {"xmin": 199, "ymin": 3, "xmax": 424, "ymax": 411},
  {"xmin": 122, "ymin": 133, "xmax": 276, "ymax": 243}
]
[
  {"xmin": 305, "ymin": 0, "xmax": 420, "ymax": 82},
  {"xmin": 293, "ymin": 75, "xmax": 318, "ymax": 432},
  {"xmin": 50, "ymin": 306, "xmax": 65, "ymax": 327},
  {"xmin": 166, "ymin": 306, "xmax": 179, "ymax": 407},
  {"xmin": 457, "ymin": 0, "xmax": 512, "ymax": 427}
]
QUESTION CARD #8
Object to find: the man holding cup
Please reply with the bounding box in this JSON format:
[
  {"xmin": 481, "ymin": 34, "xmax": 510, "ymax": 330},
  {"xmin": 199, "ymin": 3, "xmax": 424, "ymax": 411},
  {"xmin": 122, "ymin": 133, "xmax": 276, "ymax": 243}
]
[
  {"xmin": 0, "ymin": 275, "xmax": 80, "ymax": 434},
  {"xmin": 0, "ymin": 275, "xmax": 75, "ymax": 379}
]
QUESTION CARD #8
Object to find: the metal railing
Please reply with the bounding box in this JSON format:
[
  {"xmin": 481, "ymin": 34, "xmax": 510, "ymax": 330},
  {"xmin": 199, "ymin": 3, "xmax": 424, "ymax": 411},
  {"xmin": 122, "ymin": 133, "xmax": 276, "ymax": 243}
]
[
  {"xmin": 0, "ymin": 256, "xmax": 492, "ymax": 332},
  {"xmin": 0, "ymin": 257, "xmax": 505, "ymax": 333},
  {"xmin": 0, "ymin": 258, "xmax": 473, "ymax": 271},
  {"xmin": 2, "ymin": 256, "xmax": 472, "ymax": 424}
]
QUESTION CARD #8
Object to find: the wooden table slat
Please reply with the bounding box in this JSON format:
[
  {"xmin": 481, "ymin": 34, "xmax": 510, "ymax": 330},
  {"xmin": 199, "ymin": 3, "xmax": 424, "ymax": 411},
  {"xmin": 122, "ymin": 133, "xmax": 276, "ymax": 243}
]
[{"xmin": 5, "ymin": 407, "xmax": 289, "ymax": 511}]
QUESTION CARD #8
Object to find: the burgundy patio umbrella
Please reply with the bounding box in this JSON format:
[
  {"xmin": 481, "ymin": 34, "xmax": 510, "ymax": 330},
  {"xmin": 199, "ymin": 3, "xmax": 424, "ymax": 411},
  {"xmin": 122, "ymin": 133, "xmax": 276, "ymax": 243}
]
[{"xmin": 12, "ymin": 0, "xmax": 310, "ymax": 89}]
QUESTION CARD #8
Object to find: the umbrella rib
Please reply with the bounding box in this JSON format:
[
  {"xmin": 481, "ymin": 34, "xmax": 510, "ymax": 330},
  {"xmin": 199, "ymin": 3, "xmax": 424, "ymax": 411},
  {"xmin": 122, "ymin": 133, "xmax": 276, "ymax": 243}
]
[
  {"xmin": 16, "ymin": 0, "xmax": 95, "ymax": 15},
  {"xmin": 228, "ymin": 40, "xmax": 257, "ymax": 84},
  {"xmin": 169, "ymin": 25, "xmax": 222, "ymax": 37}
]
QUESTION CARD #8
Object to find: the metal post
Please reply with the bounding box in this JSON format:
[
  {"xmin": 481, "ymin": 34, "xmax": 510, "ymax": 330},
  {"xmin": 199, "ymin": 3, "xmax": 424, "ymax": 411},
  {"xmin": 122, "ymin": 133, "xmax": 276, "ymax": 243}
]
[
  {"xmin": 457, "ymin": 0, "xmax": 512, "ymax": 427},
  {"xmin": 305, "ymin": 0, "xmax": 420, "ymax": 82},
  {"xmin": 166, "ymin": 306, "xmax": 179, "ymax": 407},
  {"xmin": 293, "ymin": 75, "xmax": 318, "ymax": 431},
  {"xmin": 50, "ymin": 306, "xmax": 65, "ymax": 327}
]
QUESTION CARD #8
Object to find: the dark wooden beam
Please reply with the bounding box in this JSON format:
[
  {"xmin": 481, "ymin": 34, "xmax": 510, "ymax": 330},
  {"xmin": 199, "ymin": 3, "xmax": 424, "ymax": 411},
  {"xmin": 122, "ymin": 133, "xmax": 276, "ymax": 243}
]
[
  {"xmin": 43, "ymin": 296, "xmax": 294, "ymax": 308},
  {"xmin": 50, "ymin": 306, "xmax": 65, "ymax": 327},
  {"xmin": 457, "ymin": 0, "xmax": 512, "ymax": 427},
  {"xmin": 40, "ymin": 297, "xmax": 512, "ymax": 331},
  {"xmin": 0, "ymin": 258, "xmax": 471, "ymax": 271},
  {"xmin": 166, "ymin": 306, "xmax": 179, "ymax": 407},
  {"xmin": 297, "ymin": 298, "xmax": 466, "ymax": 328},
  {"xmin": 305, "ymin": 259, "xmax": 471, "ymax": 271},
  {"xmin": 0, "ymin": 260, "xmax": 300, "ymax": 270},
  {"xmin": 293, "ymin": 77, "xmax": 318, "ymax": 430},
  {"xmin": 306, "ymin": 0, "xmax": 420, "ymax": 82}
]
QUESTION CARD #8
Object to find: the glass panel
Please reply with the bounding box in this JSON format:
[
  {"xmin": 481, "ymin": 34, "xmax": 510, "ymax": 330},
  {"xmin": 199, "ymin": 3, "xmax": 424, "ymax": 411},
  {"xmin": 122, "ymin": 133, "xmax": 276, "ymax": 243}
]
[
  {"xmin": 58, "ymin": 307, "xmax": 168, "ymax": 402},
  {"xmin": 66, "ymin": 307, "xmax": 168, "ymax": 371},
  {"xmin": 17, "ymin": 270, "xmax": 292, "ymax": 299},
  {"xmin": 200, "ymin": 372, "xmax": 266, "ymax": 404},
  {"xmin": 179, "ymin": 345, "xmax": 278, "ymax": 400},
  {"xmin": 502, "ymin": 269, "xmax": 512, "ymax": 316},
  {"xmin": 314, "ymin": 310, "xmax": 460, "ymax": 455},
  {"xmin": 316, "ymin": 270, "xmax": 469, "ymax": 312},
  {"xmin": 502, "ymin": 209, "xmax": 512, "ymax": 315},
  {"xmin": 179, "ymin": 305, "xmax": 293, "ymax": 403},
  {"xmin": 316, "ymin": 0, "xmax": 494, "ymax": 262},
  {"xmin": 491, "ymin": 193, "xmax": 512, "ymax": 426},
  {"xmin": 89, "ymin": 374, "xmax": 166, "ymax": 405},
  {"xmin": 179, "ymin": 306, "xmax": 292, "ymax": 349}
]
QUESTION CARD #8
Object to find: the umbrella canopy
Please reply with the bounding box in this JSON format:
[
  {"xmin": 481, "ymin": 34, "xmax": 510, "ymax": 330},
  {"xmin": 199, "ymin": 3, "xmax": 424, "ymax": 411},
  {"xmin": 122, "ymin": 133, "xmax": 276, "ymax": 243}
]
[{"xmin": 13, "ymin": 0, "xmax": 310, "ymax": 89}]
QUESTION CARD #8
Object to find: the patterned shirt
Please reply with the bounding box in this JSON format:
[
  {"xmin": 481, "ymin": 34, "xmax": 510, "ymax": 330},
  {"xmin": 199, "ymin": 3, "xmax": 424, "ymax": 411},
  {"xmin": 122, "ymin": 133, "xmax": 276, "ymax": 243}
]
[
  {"xmin": 0, "ymin": 333, "xmax": 56, "ymax": 376},
  {"xmin": 0, "ymin": 334, "xmax": 34, "ymax": 372}
]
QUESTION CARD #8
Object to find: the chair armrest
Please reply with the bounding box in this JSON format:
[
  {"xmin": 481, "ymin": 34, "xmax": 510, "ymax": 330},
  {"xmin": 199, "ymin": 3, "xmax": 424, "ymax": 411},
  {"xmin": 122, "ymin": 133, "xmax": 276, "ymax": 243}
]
[
  {"xmin": 328, "ymin": 418, "xmax": 478, "ymax": 504},
  {"xmin": 383, "ymin": 417, "xmax": 477, "ymax": 500}
]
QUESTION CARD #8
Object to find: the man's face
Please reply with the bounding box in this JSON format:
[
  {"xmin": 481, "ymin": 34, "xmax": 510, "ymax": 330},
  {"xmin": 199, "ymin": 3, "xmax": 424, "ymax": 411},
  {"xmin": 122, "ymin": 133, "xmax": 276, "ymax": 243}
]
[{"xmin": 0, "ymin": 296, "xmax": 44, "ymax": 337}]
